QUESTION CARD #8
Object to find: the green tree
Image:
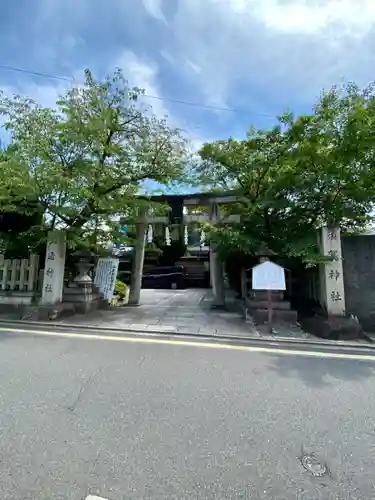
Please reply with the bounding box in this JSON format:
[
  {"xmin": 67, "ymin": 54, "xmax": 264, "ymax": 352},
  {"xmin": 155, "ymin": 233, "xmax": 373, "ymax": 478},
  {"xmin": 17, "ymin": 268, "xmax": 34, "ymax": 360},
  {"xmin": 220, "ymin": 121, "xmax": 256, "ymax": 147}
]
[
  {"xmin": 198, "ymin": 83, "xmax": 375, "ymax": 265},
  {"xmin": 0, "ymin": 69, "xmax": 188, "ymax": 253}
]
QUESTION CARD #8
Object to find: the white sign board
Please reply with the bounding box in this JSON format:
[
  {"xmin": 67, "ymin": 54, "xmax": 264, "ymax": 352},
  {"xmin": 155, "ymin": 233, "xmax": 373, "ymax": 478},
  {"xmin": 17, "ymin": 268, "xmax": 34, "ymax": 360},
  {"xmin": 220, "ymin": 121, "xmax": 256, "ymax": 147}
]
[
  {"xmin": 252, "ymin": 261, "xmax": 286, "ymax": 291},
  {"xmin": 94, "ymin": 258, "xmax": 119, "ymax": 300}
]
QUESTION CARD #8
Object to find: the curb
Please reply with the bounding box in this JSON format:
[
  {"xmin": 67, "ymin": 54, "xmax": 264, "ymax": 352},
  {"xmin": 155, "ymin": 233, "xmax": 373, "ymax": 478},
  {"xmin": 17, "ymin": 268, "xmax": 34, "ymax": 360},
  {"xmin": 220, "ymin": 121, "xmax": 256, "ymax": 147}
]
[{"xmin": 0, "ymin": 318, "xmax": 374, "ymax": 353}]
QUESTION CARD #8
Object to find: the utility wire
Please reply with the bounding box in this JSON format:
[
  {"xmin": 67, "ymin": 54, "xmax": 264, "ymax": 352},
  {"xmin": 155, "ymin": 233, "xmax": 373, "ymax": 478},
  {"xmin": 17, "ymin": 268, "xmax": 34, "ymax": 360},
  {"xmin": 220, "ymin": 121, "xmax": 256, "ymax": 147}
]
[
  {"xmin": 0, "ymin": 64, "xmax": 71, "ymax": 83},
  {"xmin": 0, "ymin": 63, "xmax": 274, "ymax": 117}
]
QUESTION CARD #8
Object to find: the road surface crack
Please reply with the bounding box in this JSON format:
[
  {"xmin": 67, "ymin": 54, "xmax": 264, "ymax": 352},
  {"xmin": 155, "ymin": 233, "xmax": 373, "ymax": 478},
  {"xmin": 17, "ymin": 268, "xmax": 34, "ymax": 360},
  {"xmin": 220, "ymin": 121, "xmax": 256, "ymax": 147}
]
[{"xmin": 67, "ymin": 367, "xmax": 103, "ymax": 412}]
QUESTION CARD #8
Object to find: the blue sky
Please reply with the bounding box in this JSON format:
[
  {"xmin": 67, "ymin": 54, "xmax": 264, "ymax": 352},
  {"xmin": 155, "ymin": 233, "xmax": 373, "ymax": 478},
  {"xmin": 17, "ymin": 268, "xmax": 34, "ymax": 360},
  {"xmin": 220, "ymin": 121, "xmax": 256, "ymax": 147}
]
[{"xmin": 1, "ymin": 0, "xmax": 375, "ymax": 152}]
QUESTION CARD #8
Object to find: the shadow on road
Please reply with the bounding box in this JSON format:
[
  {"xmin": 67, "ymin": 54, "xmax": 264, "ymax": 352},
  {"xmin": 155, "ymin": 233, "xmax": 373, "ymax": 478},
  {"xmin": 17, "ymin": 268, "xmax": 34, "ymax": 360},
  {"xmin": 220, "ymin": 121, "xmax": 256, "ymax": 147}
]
[
  {"xmin": 0, "ymin": 330, "xmax": 25, "ymax": 342},
  {"xmin": 267, "ymin": 353, "xmax": 375, "ymax": 387}
]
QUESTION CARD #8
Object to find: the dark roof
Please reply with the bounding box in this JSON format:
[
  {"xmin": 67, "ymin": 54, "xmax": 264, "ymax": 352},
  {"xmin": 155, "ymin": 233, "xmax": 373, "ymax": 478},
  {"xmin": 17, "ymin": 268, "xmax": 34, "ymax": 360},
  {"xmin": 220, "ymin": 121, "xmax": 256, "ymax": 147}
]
[
  {"xmin": 139, "ymin": 190, "xmax": 241, "ymax": 202},
  {"xmin": 255, "ymin": 246, "xmax": 278, "ymax": 257}
]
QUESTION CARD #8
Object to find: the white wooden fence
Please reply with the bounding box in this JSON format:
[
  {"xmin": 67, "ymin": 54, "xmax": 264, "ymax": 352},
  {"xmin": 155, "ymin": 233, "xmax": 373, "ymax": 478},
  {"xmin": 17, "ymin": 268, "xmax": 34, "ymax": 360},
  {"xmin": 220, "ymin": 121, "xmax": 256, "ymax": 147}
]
[{"xmin": 0, "ymin": 254, "xmax": 40, "ymax": 292}]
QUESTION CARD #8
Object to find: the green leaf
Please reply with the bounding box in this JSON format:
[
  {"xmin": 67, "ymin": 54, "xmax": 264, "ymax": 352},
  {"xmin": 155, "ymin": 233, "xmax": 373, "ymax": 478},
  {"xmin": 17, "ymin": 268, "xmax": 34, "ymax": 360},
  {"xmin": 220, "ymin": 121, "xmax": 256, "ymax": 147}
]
[
  {"xmin": 197, "ymin": 82, "xmax": 375, "ymax": 265},
  {"xmin": 0, "ymin": 69, "xmax": 189, "ymax": 252}
]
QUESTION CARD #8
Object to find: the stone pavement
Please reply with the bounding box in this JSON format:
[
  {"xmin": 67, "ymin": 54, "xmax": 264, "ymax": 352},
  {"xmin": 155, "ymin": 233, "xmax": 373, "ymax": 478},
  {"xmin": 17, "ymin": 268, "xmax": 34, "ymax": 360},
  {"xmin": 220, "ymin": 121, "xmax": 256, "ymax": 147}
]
[
  {"xmin": 254, "ymin": 322, "xmax": 315, "ymax": 340},
  {"xmin": 57, "ymin": 288, "xmax": 255, "ymax": 337},
  {"xmin": 2, "ymin": 286, "xmax": 370, "ymax": 344},
  {"xmin": 45, "ymin": 288, "xmax": 327, "ymax": 341}
]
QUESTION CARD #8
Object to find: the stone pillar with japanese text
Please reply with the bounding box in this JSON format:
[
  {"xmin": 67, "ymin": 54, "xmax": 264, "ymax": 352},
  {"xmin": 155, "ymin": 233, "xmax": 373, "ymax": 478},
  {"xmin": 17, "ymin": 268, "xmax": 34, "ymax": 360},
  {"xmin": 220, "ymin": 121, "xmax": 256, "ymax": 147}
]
[
  {"xmin": 41, "ymin": 231, "xmax": 66, "ymax": 305},
  {"xmin": 319, "ymin": 226, "xmax": 346, "ymax": 316}
]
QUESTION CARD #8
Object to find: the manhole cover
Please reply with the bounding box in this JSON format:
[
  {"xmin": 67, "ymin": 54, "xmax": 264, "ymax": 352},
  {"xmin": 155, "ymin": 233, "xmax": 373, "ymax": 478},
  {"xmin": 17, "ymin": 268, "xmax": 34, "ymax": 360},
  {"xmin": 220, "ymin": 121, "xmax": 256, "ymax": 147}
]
[{"xmin": 301, "ymin": 453, "xmax": 327, "ymax": 477}]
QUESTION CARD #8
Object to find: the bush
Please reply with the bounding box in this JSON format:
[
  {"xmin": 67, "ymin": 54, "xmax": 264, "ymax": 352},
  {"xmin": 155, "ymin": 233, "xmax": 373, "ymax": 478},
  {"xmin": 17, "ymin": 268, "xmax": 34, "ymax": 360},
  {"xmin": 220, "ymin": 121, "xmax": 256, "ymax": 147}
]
[
  {"xmin": 159, "ymin": 239, "xmax": 187, "ymax": 266},
  {"xmin": 145, "ymin": 243, "xmax": 163, "ymax": 260},
  {"xmin": 115, "ymin": 279, "xmax": 128, "ymax": 301}
]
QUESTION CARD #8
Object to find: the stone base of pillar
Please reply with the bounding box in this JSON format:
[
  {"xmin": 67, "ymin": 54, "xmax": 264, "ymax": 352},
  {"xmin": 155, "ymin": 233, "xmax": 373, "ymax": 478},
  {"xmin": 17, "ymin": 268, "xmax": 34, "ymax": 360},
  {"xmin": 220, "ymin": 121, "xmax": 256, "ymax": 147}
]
[
  {"xmin": 210, "ymin": 302, "xmax": 226, "ymax": 310},
  {"xmin": 301, "ymin": 314, "xmax": 363, "ymax": 341},
  {"xmin": 0, "ymin": 282, "xmax": 107, "ymax": 321},
  {"xmin": 63, "ymin": 282, "xmax": 104, "ymax": 314}
]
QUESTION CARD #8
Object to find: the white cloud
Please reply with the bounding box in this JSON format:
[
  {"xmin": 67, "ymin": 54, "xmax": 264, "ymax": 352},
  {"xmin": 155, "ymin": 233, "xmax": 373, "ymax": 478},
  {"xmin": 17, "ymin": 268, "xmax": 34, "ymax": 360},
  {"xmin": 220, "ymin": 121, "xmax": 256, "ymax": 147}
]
[
  {"xmin": 0, "ymin": 65, "xmax": 89, "ymax": 112},
  {"xmin": 171, "ymin": 0, "xmax": 375, "ymax": 112},
  {"xmin": 142, "ymin": 0, "xmax": 167, "ymax": 24},
  {"xmin": 160, "ymin": 49, "xmax": 175, "ymax": 65},
  {"xmin": 185, "ymin": 59, "xmax": 201, "ymax": 75},
  {"xmin": 0, "ymin": 49, "xmax": 205, "ymax": 148},
  {"xmin": 228, "ymin": 0, "xmax": 375, "ymax": 36},
  {"xmin": 113, "ymin": 51, "xmax": 216, "ymax": 152},
  {"xmin": 0, "ymin": 52, "xmax": 171, "ymax": 133},
  {"xmin": 1, "ymin": 80, "xmax": 68, "ymax": 109},
  {"xmin": 114, "ymin": 49, "xmax": 170, "ymax": 119}
]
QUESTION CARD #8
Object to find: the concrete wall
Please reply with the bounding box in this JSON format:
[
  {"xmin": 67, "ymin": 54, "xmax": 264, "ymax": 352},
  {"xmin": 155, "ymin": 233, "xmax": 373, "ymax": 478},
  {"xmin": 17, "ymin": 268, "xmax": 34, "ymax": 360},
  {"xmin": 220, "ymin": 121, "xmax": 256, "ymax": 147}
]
[{"xmin": 342, "ymin": 235, "xmax": 375, "ymax": 329}]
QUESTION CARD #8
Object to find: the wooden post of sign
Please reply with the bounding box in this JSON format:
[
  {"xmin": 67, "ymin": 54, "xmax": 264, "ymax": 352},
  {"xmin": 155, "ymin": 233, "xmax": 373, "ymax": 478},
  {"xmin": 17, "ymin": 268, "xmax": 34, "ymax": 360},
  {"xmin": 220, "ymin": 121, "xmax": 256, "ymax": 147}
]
[
  {"xmin": 267, "ymin": 288, "xmax": 273, "ymax": 331},
  {"xmin": 252, "ymin": 252, "xmax": 286, "ymax": 333}
]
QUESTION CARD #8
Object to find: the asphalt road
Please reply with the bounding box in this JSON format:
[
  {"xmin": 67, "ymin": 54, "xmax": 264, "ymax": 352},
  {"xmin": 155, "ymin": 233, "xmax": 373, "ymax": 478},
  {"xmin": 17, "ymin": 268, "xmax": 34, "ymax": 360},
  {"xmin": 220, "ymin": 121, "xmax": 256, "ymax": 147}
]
[{"xmin": 0, "ymin": 327, "xmax": 375, "ymax": 499}]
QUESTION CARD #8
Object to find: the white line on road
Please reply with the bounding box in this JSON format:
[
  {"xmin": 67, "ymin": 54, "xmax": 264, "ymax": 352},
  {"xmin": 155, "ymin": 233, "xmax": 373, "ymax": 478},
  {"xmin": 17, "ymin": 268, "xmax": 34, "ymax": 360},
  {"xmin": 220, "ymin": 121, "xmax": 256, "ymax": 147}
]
[
  {"xmin": 1, "ymin": 325, "xmax": 375, "ymax": 361},
  {"xmin": 86, "ymin": 496, "xmax": 109, "ymax": 500}
]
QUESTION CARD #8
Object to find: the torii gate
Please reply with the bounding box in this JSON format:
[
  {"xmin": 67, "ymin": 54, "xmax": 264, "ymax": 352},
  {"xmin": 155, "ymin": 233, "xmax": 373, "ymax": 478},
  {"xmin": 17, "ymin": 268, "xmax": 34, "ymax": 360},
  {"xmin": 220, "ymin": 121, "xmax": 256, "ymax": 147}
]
[
  {"xmin": 127, "ymin": 191, "xmax": 241, "ymax": 307},
  {"xmin": 126, "ymin": 192, "xmax": 347, "ymax": 317}
]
